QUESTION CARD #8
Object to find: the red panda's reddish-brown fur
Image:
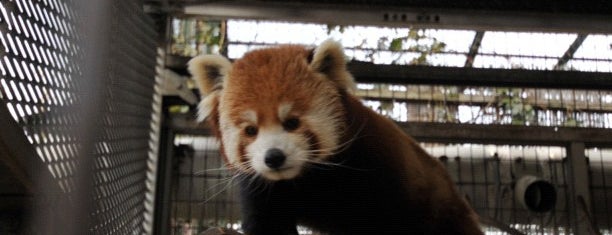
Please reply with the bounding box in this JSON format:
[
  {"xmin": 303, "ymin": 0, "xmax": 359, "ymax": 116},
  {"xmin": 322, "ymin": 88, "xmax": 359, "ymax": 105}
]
[
  {"xmin": 226, "ymin": 46, "xmax": 335, "ymax": 135},
  {"xmin": 189, "ymin": 40, "xmax": 483, "ymax": 235}
]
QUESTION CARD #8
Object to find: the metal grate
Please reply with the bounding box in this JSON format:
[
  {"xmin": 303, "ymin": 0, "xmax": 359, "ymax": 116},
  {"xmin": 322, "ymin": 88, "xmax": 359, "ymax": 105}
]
[
  {"xmin": 163, "ymin": 16, "xmax": 612, "ymax": 235},
  {"xmin": 88, "ymin": 2, "xmax": 158, "ymax": 234},
  {"xmin": 424, "ymin": 143, "xmax": 572, "ymax": 234},
  {"xmin": 166, "ymin": 133, "xmax": 576, "ymax": 234},
  {"xmin": 0, "ymin": 0, "xmax": 81, "ymax": 192},
  {"xmin": 0, "ymin": 0, "xmax": 159, "ymax": 234},
  {"xmin": 170, "ymin": 136, "xmax": 241, "ymax": 234},
  {"xmin": 143, "ymin": 47, "xmax": 164, "ymax": 234},
  {"xmin": 587, "ymin": 148, "xmax": 612, "ymax": 234},
  {"xmin": 357, "ymin": 83, "xmax": 612, "ymax": 128}
]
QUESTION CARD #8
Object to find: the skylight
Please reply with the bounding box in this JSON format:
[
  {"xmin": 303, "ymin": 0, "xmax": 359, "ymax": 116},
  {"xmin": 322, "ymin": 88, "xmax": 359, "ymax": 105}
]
[
  {"xmin": 173, "ymin": 18, "xmax": 612, "ymax": 73},
  {"xmin": 226, "ymin": 19, "xmax": 475, "ymax": 66},
  {"xmin": 573, "ymin": 34, "xmax": 612, "ymax": 60},
  {"xmin": 567, "ymin": 34, "xmax": 612, "ymax": 72},
  {"xmin": 473, "ymin": 32, "xmax": 577, "ymax": 70}
]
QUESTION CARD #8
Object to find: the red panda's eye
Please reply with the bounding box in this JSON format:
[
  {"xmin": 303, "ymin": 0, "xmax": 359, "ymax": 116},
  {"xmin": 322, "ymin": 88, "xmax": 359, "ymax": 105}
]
[
  {"xmin": 245, "ymin": 126, "xmax": 258, "ymax": 137},
  {"xmin": 282, "ymin": 118, "xmax": 300, "ymax": 131}
]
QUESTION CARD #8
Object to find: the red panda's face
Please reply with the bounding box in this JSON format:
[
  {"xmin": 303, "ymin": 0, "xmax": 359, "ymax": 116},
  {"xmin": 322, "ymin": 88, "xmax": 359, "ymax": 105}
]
[{"xmin": 189, "ymin": 41, "xmax": 355, "ymax": 181}]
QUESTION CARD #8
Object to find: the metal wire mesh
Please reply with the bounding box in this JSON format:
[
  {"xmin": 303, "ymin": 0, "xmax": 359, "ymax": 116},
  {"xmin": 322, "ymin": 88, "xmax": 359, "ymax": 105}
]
[
  {"xmin": 0, "ymin": 0, "xmax": 159, "ymax": 234},
  {"xmin": 89, "ymin": 2, "xmax": 158, "ymax": 234},
  {"xmin": 168, "ymin": 133, "xmax": 578, "ymax": 235},
  {"xmin": 159, "ymin": 50, "xmax": 611, "ymax": 235},
  {"xmin": 356, "ymin": 84, "xmax": 612, "ymax": 128},
  {"xmin": 170, "ymin": 136, "xmax": 241, "ymax": 234},
  {"xmin": 162, "ymin": 16, "xmax": 612, "ymax": 235},
  {"xmin": 143, "ymin": 47, "xmax": 164, "ymax": 234},
  {"xmin": 587, "ymin": 148, "xmax": 612, "ymax": 234},
  {"xmin": 0, "ymin": 0, "xmax": 81, "ymax": 194},
  {"xmin": 424, "ymin": 143, "xmax": 572, "ymax": 234}
]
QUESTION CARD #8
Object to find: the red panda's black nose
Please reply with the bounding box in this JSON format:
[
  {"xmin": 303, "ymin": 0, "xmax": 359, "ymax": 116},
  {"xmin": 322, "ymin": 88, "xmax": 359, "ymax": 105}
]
[{"xmin": 264, "ymin": 148, "xmax": 286, "ymax": 169}]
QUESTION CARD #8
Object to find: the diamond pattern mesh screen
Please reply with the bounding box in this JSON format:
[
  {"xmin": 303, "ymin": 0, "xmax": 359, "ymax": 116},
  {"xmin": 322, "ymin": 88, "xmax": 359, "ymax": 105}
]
[
  {"xmin": 0, "ymin": 0, "xmax": 80, "ymax": 192},
  {"xmin": 0, "ymin": 0, "xmax": 159, "ymax": 234}
]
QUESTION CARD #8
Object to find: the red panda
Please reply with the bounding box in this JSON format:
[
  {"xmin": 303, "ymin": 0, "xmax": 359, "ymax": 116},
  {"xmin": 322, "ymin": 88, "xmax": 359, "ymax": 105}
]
[{"xmin": 189, "ymin": 40, "xmax": 484, "ymax": 235}]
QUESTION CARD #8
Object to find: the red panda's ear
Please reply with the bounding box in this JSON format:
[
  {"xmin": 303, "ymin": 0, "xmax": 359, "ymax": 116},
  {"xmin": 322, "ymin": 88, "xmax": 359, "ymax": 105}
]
[
  {"xmin": 188, "ymin": 54, "xmax": 231, "ymax": 96},
  {"xmin": 188, "ymin": 54, "xmax": 231, "ymax": 122},
  {"xmin": 309, "ymin": 40, "xmax": 356, "ymax": 92}
]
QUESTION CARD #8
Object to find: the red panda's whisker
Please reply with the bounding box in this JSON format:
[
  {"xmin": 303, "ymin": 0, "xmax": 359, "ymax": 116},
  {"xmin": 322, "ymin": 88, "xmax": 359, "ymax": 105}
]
[
  {"xmin": 304, "ymin": 136, "xmax": 349, "ymax": 153},
  {"xmin": 199, "ymin": 174, "xmax": 240, "ymax": 205},
  {"xmin": 196, "ymin": 173, "xmax": 241, "ymax": 205},
  {"xmin": 304, "ymin": 120, "xmax": 368, "ymax": 157},
  {"xmin": 295, "ymin": 158, "xmax": 370, "ymax": 172},
  {"xmin": 232, "ymin": 154, "xmax": 258, "ymax": 174},
  {"xmin": 194, "ymin": 167, "xmax": 231, "ymax": 175},
  {"xmin": 202, "ymin": 174, "xmax": 235, "ymax": 194},
  {"xmin": 244, "ymin": 172, "xmax": 272, "ymax": 195},
  {"xmin": 305, "ymin": 133, "xmax": 358, "ymax": 156}
]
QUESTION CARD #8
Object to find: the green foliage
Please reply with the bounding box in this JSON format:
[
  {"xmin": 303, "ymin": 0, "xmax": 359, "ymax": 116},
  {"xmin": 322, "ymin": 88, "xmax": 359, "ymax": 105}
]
[
  {"xmin": 171, "ymin": 18, "xmax": 224, "ymax": 56},
  {"xmin": 563, "ymin": 111, "xmax": 582, "ymax": 127},
  {"xmin": 496, "ymin": 88, "xmax": 535, "ymax": 125},
  {"xmin": 387, "ymin": 28, "xmax": 447, "ymax": 65},
  {"xmin": 430, "ymin": 40, "xmax": 446, "ymax": 53},
  {"xmin": 326, "ymin": 24, "xmax": 345, "ymax": 34},
  {"xmin": 197, "ymin": 21, "xmax": 223, "ymax": 54},
  {"xmin": 389, "ymin": 38, "xmax": 403, "ymax": 52},
  {"xmin": 168, "ymin": 105, "xmax": 190, "ymax": 114},
  {"xmin": 407, "ymin": 29, "xmax": 420, "ymax": 40},
  {"xmin": 378, "ymin": 100, "xmax": 395, "ymax": 115}
]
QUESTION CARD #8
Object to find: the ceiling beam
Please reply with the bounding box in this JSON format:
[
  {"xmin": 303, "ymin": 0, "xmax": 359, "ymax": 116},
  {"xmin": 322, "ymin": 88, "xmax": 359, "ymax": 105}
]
[
  {"xmin": 182, "ymin": 1, "xmax": 612, "ymax": 33},
  {"xmin": 399, "ymin": 122, "xmax": 612, "ymax": 147},
  {"xmin": 347, "ymin": 61, "xmax": 612, "ymax": 89},
  {"xmin": 554, "ymin": 34, "xmax": 588, "ymax": 70},
  {"xmin": 166, "ymin": 55, "xmax": 612, "ymax": 89},
  {"xmin": 464, "ymin": 31, "xmax": 485, "ymax": 67},
  {"xmin": 168, "ymin": 111, "xmax": 612, "ymax": 147}
]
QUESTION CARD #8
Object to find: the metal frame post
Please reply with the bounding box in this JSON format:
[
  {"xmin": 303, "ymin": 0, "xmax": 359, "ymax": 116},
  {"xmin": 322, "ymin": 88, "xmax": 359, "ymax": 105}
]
[{"xmin": 566, "ymin": 142, "xmax": 595, "ymax": 235}]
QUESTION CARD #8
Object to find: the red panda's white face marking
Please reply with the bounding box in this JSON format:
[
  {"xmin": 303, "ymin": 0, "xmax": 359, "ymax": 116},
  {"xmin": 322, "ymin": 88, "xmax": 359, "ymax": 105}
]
[
  {"xmin": 189, "ymin": 40, "xmax": 355, "ymax": 181},
  {"xmin": 246, "ymin": 122, "xmax": 307, "ymax": 180},
  {"xmin": 278, "ymin": 103, "xmax": 292, "ymax": 121},
  {"xmin": 241, "ymin": 102, "xmax": 305, "ymax": 180},
  {"xmin": 218, "ymin": 109, "xmax": 242, "ymax": 168},
  {"xmin": 219, "ymin": 92, "xmax": 344, "ymax": 180},
  {"xmin": 241, "ymin": 110, "xmax": 258, "ymax": 124}
]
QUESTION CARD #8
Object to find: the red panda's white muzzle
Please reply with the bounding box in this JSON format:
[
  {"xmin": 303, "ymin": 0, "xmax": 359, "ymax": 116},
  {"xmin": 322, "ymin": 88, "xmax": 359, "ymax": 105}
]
[{"xmin": 246, "ymin": 127, "xmax": 309, "ymax": 181}]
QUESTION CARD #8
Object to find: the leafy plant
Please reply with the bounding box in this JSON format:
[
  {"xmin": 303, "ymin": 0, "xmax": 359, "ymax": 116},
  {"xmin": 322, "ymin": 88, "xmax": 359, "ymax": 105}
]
[
  {"xmin": 326, "ymin": 24, "xmax": 345, "ymax": 34},
  {"xmin": 388, "ymin": 28, "xmax": 447, "ymax": 65},
  {"xmin": 563, "ymin": 110, "xmax": 582, "ymax": 127},
  {"xmin": 171, "ymin": 18, "xmax": 224, "ymax": 56},
  {"xmin": 496, "ymin": 88, "xmax": 535, "ymax": 125}
]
